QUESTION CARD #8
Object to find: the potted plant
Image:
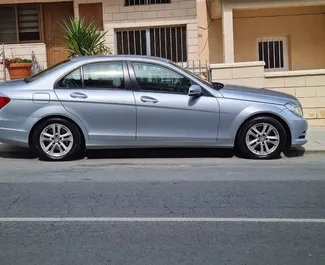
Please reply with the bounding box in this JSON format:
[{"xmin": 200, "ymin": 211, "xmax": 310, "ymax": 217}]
[{"xmin": 1, "ymin": 57, "xmax": 33, "ymax": 80}]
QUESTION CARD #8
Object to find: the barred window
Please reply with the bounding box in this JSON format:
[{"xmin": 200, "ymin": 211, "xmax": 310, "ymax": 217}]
[
  {"xmin": 125, "ymin": 0, "xmax": 170, "ymax": 6},
  {"xmin": 257, "ymin": 37, "xmax": 288, "ymax": 71},
  {"xmin": 115, "ymin": 26, "xmax": 187, "ymax": 62}
]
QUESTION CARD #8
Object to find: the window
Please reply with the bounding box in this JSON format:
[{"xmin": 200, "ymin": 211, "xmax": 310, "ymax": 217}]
[
  {"xmin": 116, "ymin": 25, "xmax": 187, "ymax": 62},
  {"xmin": 83, "ymin": 62, "xmax": 124, "ymax": 89},
  {"xmin": 132, "ymin": 62, "xmax": 192, "ymax": 94},
  {"xmin": 0, "ymin": 6, "xmax": 16, "ymax": 43},
  {"xmin": 56, "ymin": 62, "xmax": 125, "ymax": 89},
  {"xmin": 125, "ymin": 0, "xmax": 170, "ymax": 6},
  {"xmin": 0, "ymin": 4, "xmax": 40, "ymax": 43},
  {"xmin": 57, "ymin": 68, "xmax": 83, "ymax": 88},
  {"xmin": 257, "ymin": 37, "xmax": 288, "ymax": 71},
  {"xmin": 79, "ymin": 3, "xmax": 103, "ymax": 31}
]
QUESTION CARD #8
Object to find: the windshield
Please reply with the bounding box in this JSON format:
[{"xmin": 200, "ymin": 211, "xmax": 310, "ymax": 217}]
[
  {"xmin": 171, "ymin": 62, "xmax": 224, "ymax": 90},
  {"xmin": 25, "ymin": 60, "xmax": 70, "ymax": 83}
]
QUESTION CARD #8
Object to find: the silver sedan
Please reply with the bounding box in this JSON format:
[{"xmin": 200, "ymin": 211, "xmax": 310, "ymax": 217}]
[{"xmin": 0, "ymin": 55, "xmax": 307, "ymax": 161}]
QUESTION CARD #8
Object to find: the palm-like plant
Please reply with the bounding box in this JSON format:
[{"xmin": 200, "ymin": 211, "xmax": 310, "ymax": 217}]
[{"xmin": 61, "ymin": 17, "xmax": 111, "ymax": 57}]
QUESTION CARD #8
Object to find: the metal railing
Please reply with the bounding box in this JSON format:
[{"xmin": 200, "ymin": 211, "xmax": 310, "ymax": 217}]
[
  {"xmin": 31, "ymin": 51, "xmax": 43, "ymax": 75},
  {"xmin": 1, "ymin": 43, "xmax": 6, "ymax": 81},
  {"xmin": 178, "ymin": 60, "xmax": 212, "ymax": 82}
]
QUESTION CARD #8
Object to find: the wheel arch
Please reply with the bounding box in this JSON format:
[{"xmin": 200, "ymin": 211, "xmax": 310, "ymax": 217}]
[
  {"xmin": 28, "ymin": 115, "xmax": 87, "ymax": 148},
  {"xmin": 234, "ymin": 112, "xmax": 292, "ymax": 148}
]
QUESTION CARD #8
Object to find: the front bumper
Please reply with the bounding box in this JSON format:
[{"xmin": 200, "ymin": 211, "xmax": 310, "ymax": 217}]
[{"xmin": 281, "ymin": 108, "xmax": 308, "ymax": 147}]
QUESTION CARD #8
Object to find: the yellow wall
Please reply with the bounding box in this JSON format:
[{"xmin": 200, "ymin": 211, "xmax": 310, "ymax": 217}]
[
  {"xmin": 226, "ymin": 0, "xmax": 325, "ymax": 9},
  {"xmin": 197, "ymin": 0, "xmax": 223, "ymax": 64},
  {"xmin": 197, "ymin": 0, "xmax": 210, "ymax": 63},
  {"xmin": 233, "ymin": 6, "xmax": 325, "ymax": 70},
  {"xmin": 208, "ymin": 18, "xmax": 223, "ymax": 64}
]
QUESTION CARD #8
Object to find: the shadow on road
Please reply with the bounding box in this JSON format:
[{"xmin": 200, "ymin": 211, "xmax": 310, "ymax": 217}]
[
  {"xmin": 0, "ymin": 144, "xmax": 307, "ymax": 160},
  {"xmin": 283, "ymin": 147, "xmax": 306, "ymax": 158},
  {"xmin": 86, "ymin": 148, "xmax": 235, "ymax": 159},
  {"xmin": 0, "ymin": 144, "xmax": 235, "ymax": 160}
]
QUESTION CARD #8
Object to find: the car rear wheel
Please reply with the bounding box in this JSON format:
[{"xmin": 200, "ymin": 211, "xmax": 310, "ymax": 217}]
[
  {"xmin": 237, "ymin": 116, "xmax": 287, "ymax": 159},
  {"xmin": 33, "ymin": 118, "xmax": 82, "ymax": 161}
]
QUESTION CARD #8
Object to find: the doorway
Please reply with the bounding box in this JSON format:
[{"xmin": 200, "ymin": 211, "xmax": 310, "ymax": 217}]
[{"xmin": 43, "ymin": 2, "xmax": 74, "ymax": 67}]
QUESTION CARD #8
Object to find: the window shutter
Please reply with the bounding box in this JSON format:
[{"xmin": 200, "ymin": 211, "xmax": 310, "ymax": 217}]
[
  {"xmin": 18, "ymin": 5, "xmax": 40, "ymax": 41},
  {"xmin": 79, "ymin": 3, "xmax": 103, "ymax": 31},
  {"xmin": 0, "ymin": 6, "xmax": 17, "ymax": 43}
]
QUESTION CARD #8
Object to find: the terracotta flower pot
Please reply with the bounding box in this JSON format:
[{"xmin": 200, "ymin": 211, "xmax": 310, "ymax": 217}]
[{"xmin": 7, "ymin": 63, "xmax": 32, "ymax": 80}]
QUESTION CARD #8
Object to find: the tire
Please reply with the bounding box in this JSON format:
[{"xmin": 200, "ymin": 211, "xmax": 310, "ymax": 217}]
[
  {"xmin": 237, "ymin": 116, "xmax": 287, "ymax": 159},
  {"xmin": 32, "ymin": 118, "xmax": 82, "ymax": 161}
]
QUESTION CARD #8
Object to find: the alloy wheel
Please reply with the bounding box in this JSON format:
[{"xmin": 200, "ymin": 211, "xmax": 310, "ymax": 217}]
[
  {"xmin": 245, "ymin": 122, "xmax": 280, "ymax": 156},
  {"xmin": 39, "ymin": 123, "xmax": 74, "ymax": 158}
]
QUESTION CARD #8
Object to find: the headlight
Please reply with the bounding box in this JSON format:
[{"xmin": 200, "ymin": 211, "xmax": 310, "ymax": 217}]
[{"xmin": 285, "ymin": 103, "xmax": 303, "ymax": 117}]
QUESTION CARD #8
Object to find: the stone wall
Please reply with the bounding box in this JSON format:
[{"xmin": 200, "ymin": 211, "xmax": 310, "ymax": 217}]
[
  {"xmin": 211, "ymin": 62, "xmax": 325, "ymax": 126},
  {"xmin": 265, "ymin": 71, "xmax": 325, "ymax": 127},
  {"xmin": 74, "ymin": 0, "xmax": 199, "ymax": 60}
]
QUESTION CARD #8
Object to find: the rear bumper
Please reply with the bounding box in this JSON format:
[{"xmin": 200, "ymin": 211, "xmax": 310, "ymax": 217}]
[
  {"xmin": 0, "ymin": 110, "xmax": 30, "ymax": 147},
  {"xmin": 0, "ymin": 127, "xmax": 29, "ymax": 147}
]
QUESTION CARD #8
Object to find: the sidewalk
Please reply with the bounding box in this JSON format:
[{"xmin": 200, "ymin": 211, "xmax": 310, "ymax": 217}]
[
  {"xmin": 301, "ymin": 127, "xmax": 325, "ymax": 152},
  {"xmin": 0, "ymin": 127, "xmax": 324, "ymax": 158}
]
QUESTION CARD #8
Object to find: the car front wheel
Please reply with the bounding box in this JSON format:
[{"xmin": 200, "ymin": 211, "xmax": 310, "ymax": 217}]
[
  {"xmin": 237, "ymin": 116, "xmax": 287, "ymax": 159},
  {"xmin": 33, "ymin": 118, "xmax": 82, "ymax": 161}
]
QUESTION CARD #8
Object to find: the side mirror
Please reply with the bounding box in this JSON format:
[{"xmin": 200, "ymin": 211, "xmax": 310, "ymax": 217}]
[{"xmin": 188, "ymin": 85, "xmax": 202, "ymax": 96}]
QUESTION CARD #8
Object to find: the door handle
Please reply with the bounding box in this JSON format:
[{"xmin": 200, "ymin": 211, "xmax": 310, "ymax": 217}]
[
  {"xmin": 140, "ymin": 96, "xmax": 158, "ymax": 103},
  {"xmin": 70, "ymin": 92, "xmax": 88, "ymax": 99}
]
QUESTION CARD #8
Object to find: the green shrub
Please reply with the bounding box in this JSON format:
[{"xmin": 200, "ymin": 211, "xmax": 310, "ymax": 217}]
[{"xmin": 61, "ymin": 17, "xmax": 111, "ymax": 57}]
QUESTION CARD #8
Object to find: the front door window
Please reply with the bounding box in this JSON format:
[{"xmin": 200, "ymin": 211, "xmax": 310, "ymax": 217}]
[{"xmin": 132, "ymin": 62, "xmax": 192, "ymax": 94}]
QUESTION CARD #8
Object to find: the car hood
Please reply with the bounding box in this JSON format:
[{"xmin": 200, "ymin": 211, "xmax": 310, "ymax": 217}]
[{"xmin": 218, "ymin": 84, "xmax": 299, "ymax": 105}]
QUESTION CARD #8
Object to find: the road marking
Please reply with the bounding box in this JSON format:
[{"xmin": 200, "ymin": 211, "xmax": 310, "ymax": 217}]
[{"xmin": 0, "ymin": 217, "xmax": 325, "ymax": 223}]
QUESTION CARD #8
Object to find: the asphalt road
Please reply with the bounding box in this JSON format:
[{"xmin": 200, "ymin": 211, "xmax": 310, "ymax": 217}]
[{"xmin": 0, "ymin": 151, "xmax": 325, "ymax": 265}]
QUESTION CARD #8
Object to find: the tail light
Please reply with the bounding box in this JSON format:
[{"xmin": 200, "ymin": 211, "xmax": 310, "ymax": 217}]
[{"xmin": 0, "ymin": 96, "xmax": 10, "ymax": 109}]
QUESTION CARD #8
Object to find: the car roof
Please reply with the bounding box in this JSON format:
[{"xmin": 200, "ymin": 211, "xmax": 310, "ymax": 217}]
[{"xmin": 69, "ymin": 55, "xmax": 171, "ymax": 63}]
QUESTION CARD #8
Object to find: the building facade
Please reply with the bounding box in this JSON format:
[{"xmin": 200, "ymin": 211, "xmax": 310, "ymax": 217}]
[{"xmin": 0, "ymin": 0, "xmax": 324, "ymax": 125}]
